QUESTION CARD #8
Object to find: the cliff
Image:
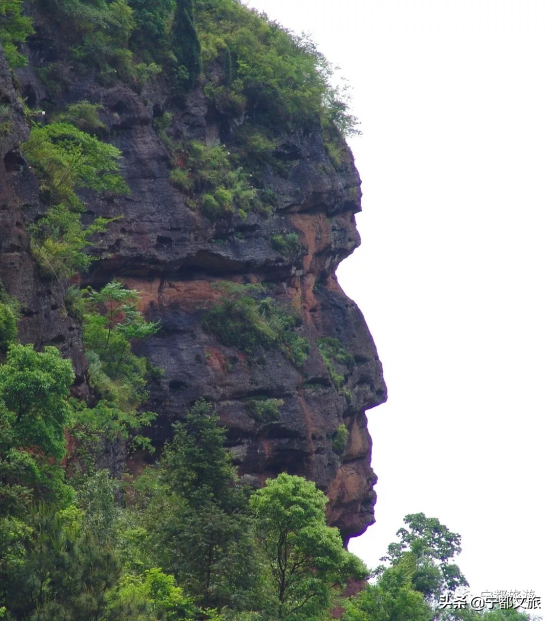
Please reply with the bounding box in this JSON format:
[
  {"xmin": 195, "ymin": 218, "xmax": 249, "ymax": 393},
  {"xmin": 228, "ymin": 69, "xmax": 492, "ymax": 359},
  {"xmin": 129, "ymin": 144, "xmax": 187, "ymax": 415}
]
[{"xmin": 0, "ymin": 0, "xmax": 386, "ymax": 541}]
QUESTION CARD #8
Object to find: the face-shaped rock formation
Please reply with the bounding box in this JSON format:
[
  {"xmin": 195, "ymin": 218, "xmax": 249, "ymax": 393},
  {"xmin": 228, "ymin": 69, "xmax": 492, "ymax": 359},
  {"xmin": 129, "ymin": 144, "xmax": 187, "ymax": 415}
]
[{"xmin": 0, "ymin": 35, "xmax": 386, "ymax": 540}]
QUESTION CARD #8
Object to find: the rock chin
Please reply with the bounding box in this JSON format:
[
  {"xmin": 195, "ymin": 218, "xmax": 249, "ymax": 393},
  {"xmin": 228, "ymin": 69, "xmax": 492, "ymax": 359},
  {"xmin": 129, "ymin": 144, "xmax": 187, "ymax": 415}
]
[{"xmin": 0, "ymin": 41, "xmax": 387, "ymax": 539}]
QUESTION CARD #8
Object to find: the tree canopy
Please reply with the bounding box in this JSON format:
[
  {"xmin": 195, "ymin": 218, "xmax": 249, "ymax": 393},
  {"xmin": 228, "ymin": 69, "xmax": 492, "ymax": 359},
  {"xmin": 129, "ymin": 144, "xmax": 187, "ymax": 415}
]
[{"xmin": 251, "ymin": 472, "xmax": 367, "ymax": 620}]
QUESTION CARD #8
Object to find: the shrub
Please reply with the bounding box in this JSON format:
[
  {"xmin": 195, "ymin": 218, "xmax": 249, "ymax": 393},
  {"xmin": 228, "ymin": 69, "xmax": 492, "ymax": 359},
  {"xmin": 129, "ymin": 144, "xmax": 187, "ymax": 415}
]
[
  {"xmin": 22, "ymin": 121, "xmax": 128, "ymax": 279},
  {"xmin": 0, "ymin": 304, "xmax": 17, "ymax": 353},
  {"xmin": 127, "ymin": 0, "xmax": 176, "ymax": 62},
  {"xmin": 68, "ymin": 283, "xmax": 160, "ymax": 466},
  {"xmin": 29, "ymin": 205, "xmax": 112, "ymax": 281},
  {"xmin": 47, "ymin": 0, "xmax": 135, "ymax": 74},
  {"xmin": 82, "ymin": 282, "xmax": 160, "ymax": 411},
  {"xmin": 169, "ymin": 168, "xmax": 193, "ymax": 192},
  {"xmin": 332, "ymin": 423, "xmax": 349, "ymax": 455},
  {"xmin": 202, "ymin": 282, "xmax": 309, "ymax": 367},
  {"xmin": 246, "ymin": 398, "xmax": 283, "ymax": 424},
  {"xmin": 153, "ymin": 111, "xmax": 176, "ymax": 151},
  {"xmin": 54, "ymin": 101, "xmax": 106, "ymax": 134},
  {"xmin": 22, "ymin": 122, "xmax": 128, "ymax": 208},
  {"xmin": 270, "ymin": 233, "xmax": 301, "ymax": 256},
  {"xmin": 317, "ymin": 337, "xmax": 354, "ymax": 390},
  {"xmin": 168, "ymin": 140, "xmax": 263, "ymax": 220},
  {"xmin": 0, "ymin": 104, "xmax": 13, "ymax": 139},
  {"xmin": 0, "ymin": 0, "xmax": 33, "ymax": 69}
]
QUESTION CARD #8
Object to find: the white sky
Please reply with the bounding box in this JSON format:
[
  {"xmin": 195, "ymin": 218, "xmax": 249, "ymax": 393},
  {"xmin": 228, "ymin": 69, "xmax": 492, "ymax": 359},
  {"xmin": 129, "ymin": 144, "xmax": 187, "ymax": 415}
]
[{"xmin": 246, "ymin": 0, "xmax": 552, "ymax": 616}]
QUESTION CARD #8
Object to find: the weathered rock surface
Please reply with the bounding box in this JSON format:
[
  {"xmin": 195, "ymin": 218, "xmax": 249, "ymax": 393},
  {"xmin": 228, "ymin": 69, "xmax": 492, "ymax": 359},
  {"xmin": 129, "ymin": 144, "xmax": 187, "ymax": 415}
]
[
  {"xmin": 0, "ymin": 49, "xmax": 88, "ymax": 393},
  {"xmin": 0, "ymin": 33, "xmax": 387, "ymax": 539}
]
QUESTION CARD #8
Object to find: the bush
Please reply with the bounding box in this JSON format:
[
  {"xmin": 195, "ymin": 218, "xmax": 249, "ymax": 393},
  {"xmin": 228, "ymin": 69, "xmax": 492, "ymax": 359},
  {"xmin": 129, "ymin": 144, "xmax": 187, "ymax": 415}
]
[
  {"xmin": 317, "ymin": 337, "xmax": 354, "ymax": 390},
  {"xmin": 67, "ymin": 283, "xmax": 160, "ymax": 468},
  {"xmin": 0, "ymin": 0, "xmax": 33, "ymax": 69},
  {"xmin": 29, "ymin": 205, "xmax": 112, "ymax": 281},
  {"xmin": 22, "ymin": 121, "xmax": 128, "ymax": 279},
  {"xmin": 169, "ymin": 168, "xmax": 193, "ymax": 192},
  {"xmin": 54, "ymin": 101, "xmax": 106, "ymax": 134},
  {"xmin": 332, "ymin": 423, "xmax": 349, "ymax": 455},
  {"xmin": 167, "ymin": 140, "xmax": 264, "ymax": 219},
  {"xmin": 45, "ymin": 0, "xmax": 135, "ymax": 74},
  {"xmin": 202, "ymin": 282, "xmax": 309, "ymax": 367},
  {"xmin": 22, "ymin": 122, "xmax": 128, "ymax": 208},
  {"xmin": 270, "ymin": 233, "xmax": 301, "ymax": 256},
  {"xmin": 82, "ymin": 282, "xmax": 160, "ymax": 412},
  {"xmin": 0, "ymin": 304, "xmax": 17, "ymax": 353},
  {"xmin": 246, "ymin": 398, "xmax": 283, "ymax": 424},
  {"xmin": 127, "ymin": 0, "xmax": 176, "ymax": 62}
]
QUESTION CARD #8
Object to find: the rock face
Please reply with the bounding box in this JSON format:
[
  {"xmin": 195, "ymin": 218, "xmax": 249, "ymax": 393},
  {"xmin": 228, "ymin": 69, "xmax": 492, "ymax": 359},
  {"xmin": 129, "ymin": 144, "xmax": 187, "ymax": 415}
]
[
  {"xmin": 0, "ymin": 50, "xmax": 88, "ymax": 393},
  {"xmin": 0, "ymin": 32, "xmax": 386, "ymax": 539}
]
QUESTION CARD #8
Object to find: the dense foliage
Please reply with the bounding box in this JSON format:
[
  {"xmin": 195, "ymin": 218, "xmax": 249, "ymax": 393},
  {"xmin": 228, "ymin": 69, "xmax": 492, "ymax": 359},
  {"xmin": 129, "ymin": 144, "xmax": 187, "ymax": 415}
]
[
  {"xmin": 0, "ymin": 0, "xmax": 33, "ymax": 68},
  {"xmin": 22, "ymin": 118, "xmax": 128, "ymax": 281},
  {"xmin": 251, "ymin": 473, "xmax": 367, "ymax": 620},
  {"xmin": 343, "ymin": 514, "xmax": 531, "ymax": 622},
  {"xmin": 168, "ymin": 139, "xmax": 265, "ymax": 220},
  {"xmin": 194, "ymin": 0, "xmax": 358, "ymax": 135},
  {"xmin": 0, "ymin": 360, "xmax": 370, "ymax": 620},
  {"xmin": 202, "ymin": 282, "xmax": 310, "ymax": 367}
]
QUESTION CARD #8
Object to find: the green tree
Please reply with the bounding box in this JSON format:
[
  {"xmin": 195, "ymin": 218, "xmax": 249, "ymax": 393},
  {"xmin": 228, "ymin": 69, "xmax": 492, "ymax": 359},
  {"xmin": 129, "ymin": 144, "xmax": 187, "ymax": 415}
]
[
  {"xmin": 128, "ymin": 0, "xmax": 176, "ymax": 62},
  {"xmin": 2, "ymin": 504, "xmax": 121, "ymax": 621},
  {"xmin": 30, "ymin": 204, "xmax": 112, "ymax": 281},
  {"xmin": 171, "ymin": 0, "xmax": 202, "ymax": 88},
  {"xmin": 380, "ymin": 512, "xmax": 469, "ymax": 601},
  {"xmin": 54, "ymin": 101, "xmax": 107, "ymax": 134},
  {"xmin": 142, "ymin": 400, "xmax": 260, "ymax": 611},
  {"xmin": 0, "ymin": 345, "xmax": 74, "ymax": 462},
  {"xmin": 250, "ymin": 472, "xmax": 368, "ymax": 620},
  {"xmin": 0, "ymin": 344, "xmax": 75, "ymax": 524},
  {"xmin": 0, "ymin": 346, "xmax": 79, "ymax": 618},
  {"xmin": 344, "ymin": 573, "xmax": 432, "ymax": 621},
  {"xmin": 106, "ymin": 567, "xmax": 198, "ymax": 621},
  {"xmin": 463, "ymin": 608, "xmax": 531, "ymax": 621},
  {"xmin": 346, "ymin": 514, "xmax": 531, "ymax": 622},
  {"xmin": 344, "ymin": 551, "xmax": 435, "ymax": 620},
  {"xmin": 41, "ymin": 0, "xmax": 136, "ymax": 82},
  {"xmin": 68, "ymin": 283, "xmax": 159, "ymax": 472},
  {"xmin": 82, "ymin": 282, "xmax": 159, "ymax": 409}
]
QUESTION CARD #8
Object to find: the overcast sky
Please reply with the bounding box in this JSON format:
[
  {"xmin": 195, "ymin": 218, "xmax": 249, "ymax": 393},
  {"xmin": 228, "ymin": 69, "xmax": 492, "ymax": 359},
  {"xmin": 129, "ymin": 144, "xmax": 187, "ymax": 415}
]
[{"xmin": 246, "ymin": 0, "xmax": 551, "ymax": 616}]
